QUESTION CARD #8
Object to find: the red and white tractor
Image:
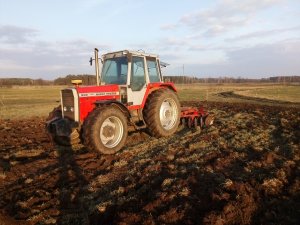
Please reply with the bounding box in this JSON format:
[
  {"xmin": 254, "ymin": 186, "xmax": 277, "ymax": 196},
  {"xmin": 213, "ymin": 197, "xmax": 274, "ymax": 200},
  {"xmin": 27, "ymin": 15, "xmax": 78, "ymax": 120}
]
[{"xmin": 46, "ymin": 49, "xmax": 214, "ymax": 154}]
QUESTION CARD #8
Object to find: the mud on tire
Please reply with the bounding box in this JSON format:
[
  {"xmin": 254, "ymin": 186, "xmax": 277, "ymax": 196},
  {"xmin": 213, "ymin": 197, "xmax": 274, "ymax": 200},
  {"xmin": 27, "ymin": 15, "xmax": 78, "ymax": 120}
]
[
  {"xmin": 143, "ymin": 88, "xmax": 180, "ymax": 138},
  {"xmin": 83, "ymin": 105, "xmax": 128, "ymax": 155}
]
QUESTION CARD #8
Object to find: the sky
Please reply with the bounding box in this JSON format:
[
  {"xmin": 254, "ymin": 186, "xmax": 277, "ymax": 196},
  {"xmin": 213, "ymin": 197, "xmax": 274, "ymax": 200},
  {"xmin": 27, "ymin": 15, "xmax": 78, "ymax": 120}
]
[{"xmin": 0, "ymin": 0, "xmax": 300, "ymax": 79}]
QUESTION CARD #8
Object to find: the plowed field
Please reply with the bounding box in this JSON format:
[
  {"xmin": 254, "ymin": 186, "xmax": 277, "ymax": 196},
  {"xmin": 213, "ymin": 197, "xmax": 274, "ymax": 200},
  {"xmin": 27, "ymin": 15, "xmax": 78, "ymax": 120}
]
[{"xmin": 0, "ymin": 102, "xmax": 299, "ymax": 225}]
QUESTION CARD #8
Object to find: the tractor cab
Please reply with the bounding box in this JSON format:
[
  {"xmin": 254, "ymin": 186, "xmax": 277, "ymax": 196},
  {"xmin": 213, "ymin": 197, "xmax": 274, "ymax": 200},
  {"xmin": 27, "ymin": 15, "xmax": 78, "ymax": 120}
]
[
  {"xmin": 93, "ymin": 49, "xmax": 167, "ymax": 106},
  {"xmin": 100, "ymin": 50, "xmax": 163, "ymax": 86}
]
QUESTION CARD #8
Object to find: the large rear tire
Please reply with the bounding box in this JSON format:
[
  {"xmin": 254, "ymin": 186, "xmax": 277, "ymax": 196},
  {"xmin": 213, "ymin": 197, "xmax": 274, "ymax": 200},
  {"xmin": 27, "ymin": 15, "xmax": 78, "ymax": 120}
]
[
  {"xmin": 143, "ymin": 89, "xmax": 180, "ymax": 137},
  {"xmin": 46, "ymin": 106, "xmax": 80, "ymax": 146},
  {"xmin": 83, "ymin": 106, "xmax": 128, "ymax": 155}
]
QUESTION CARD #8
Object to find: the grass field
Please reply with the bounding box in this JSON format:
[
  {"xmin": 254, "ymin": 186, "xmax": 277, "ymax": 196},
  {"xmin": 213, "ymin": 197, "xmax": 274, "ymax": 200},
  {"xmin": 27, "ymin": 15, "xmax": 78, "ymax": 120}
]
[
  {"xmin": 176, "ymin": 83, "xmax": 300, "ymax": 103},
  {"xmin": 0, "ymin": 86, "xmax": 63, "ymax": 119},
  {"xmin": 235, "ymin": 85, "xmax": 300, "ymax": 102},
  {"xmin": 0, "ymin": 84, "xmax": 299, "ymax": 119}
]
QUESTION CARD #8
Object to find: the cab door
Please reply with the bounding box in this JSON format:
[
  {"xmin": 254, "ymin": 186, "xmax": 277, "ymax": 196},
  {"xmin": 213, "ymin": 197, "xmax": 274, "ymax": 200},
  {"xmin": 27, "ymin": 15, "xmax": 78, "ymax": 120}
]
[{"xmin": 127, "ymin": 56, "xmax": 148, "ymax": 106}]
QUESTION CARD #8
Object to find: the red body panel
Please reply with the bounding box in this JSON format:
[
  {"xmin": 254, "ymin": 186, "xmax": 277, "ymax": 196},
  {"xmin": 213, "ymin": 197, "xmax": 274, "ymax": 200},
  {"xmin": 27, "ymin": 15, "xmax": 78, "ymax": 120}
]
[
  {"xmin": 74, "ymin": 83, "xmax": 177, "ymax": 122},
  {"xmin": 76, "ymin": 85, "xmax": 120, "ymax": 121}
]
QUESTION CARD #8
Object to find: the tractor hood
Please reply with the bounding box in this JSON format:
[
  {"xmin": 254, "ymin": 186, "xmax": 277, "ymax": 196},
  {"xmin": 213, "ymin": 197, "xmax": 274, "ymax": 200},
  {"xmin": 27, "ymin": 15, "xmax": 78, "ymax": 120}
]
[{"xmin": 75, "ymin": 84, "xmax": 121, "ymax": 121}]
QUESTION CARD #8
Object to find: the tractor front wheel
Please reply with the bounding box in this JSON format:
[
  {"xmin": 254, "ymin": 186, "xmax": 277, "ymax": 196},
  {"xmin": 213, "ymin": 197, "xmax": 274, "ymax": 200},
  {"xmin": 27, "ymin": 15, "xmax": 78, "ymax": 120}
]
[{"xmin": 83, "ymin": 106, "xmax": 128, "ymax": 154}]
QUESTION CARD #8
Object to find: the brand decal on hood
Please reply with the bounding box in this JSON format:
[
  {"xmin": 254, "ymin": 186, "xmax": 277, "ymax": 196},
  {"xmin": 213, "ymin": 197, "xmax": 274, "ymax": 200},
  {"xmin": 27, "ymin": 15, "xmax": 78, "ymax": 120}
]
[{"xmin": 79, "ymin": 92, "xmax": 119, "ymax": 97}]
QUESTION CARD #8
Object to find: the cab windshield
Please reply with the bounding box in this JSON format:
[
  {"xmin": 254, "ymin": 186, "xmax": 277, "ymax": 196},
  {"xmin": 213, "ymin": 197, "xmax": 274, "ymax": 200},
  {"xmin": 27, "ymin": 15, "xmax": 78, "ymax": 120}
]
[{"xmin": 102, "ymin": 56, "xmax": 128, "ymax": 84}]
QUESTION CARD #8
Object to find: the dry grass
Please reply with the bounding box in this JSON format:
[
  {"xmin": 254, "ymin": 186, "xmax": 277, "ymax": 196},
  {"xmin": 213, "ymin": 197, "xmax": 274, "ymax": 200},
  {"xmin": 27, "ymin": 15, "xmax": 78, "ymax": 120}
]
[
  {"xmin": 0, "ymin": 86, "xmax": 65, "ymax": 119},
  {"xmin": 235, "ymin": 85, "xmax": 300, "ymax": 102},
  {"xmin": 177, "ymin": 83, "xmax": 300, "ymax": 103}
]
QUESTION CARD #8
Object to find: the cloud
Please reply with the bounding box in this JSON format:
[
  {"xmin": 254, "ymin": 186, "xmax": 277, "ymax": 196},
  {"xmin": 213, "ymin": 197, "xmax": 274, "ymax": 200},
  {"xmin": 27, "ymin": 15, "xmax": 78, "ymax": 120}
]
[
  {"xmin": 162, "ymin": 0, "xmax": 285, "ymax": 37},
  {"xmin": 128, "ymin": 37, "xmax": 188, "ymax": 53},
  {"xmin": 160, "ymin": 23, "xmax": 178, "ymax": 30},
  {"xmin": 0, "ymin": 25, "xmax": 111, "ymax": 78},
  {"xmin": 162, "ymin": 37, "xmax": 188, "ymax": 46},
  {"xmin": 1, "ymin": 39, "xmax": 108, "ymax": 67},
  {"xmin": 217, "ymin": 0, "xmax": 284, "ymax": 14},
  {"xmin": 75, "ymin": 0, "xmax": 109, "ymax": 12},
  {"xmin": 0, "ymin": 25, "xmax": 39, "ymax": 44},
  {"xmin": 226, "ymin": 26, "xmax": 300, "ymax": 42},
  {"xmin": 226, "ymin": 39, "xmax": 300, "ymax": 73},
  {"xmin": 167, "ymin": 39, "xmax": 300, "ymax": 77}
]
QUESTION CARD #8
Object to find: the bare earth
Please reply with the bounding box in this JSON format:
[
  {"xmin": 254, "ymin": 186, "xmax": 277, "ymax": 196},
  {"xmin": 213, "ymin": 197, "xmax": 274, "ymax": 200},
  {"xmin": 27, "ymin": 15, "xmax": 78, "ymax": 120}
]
[{"xmin": 0, "ymin": 101, "xmax": 299, "ymax": 225}]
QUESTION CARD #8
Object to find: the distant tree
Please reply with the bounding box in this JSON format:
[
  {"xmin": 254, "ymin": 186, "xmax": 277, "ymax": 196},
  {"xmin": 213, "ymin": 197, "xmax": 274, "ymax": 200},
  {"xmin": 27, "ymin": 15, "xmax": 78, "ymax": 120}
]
[{"xmin": 53, "ymin": 74, "xmax": 96, "ymax": 85}]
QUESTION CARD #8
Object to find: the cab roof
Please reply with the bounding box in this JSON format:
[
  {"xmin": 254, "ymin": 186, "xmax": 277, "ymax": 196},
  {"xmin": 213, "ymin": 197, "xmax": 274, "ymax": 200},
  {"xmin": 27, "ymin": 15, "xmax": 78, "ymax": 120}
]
[{"xmin": 103, "ymin": 50, "xmax": 159, "ymax": 59}]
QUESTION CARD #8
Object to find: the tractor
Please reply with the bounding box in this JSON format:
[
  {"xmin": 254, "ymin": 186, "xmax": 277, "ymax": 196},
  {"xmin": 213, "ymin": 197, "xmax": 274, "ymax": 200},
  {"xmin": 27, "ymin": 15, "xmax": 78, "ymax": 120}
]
[{"xmin": 46, "ymin": 49, "xmax": 214, "ymax": 154}]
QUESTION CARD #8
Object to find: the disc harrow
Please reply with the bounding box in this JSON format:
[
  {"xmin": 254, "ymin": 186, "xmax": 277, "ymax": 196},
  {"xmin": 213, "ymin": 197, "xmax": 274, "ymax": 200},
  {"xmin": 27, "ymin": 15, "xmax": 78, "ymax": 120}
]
[{"xmin": 180, "ymin": 106, "xmax": 214, "ymax": 129}]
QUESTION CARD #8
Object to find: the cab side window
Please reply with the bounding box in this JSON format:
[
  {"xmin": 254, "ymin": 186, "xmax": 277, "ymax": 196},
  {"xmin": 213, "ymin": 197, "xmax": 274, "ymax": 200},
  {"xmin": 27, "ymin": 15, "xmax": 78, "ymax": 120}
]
[
  {"xmin": 131, "ymin": 56, "xmax": 146, "ymax": 91},
  {"xmin": 146, "ymin": 58, "xmax": 161, "ymax": 83}
]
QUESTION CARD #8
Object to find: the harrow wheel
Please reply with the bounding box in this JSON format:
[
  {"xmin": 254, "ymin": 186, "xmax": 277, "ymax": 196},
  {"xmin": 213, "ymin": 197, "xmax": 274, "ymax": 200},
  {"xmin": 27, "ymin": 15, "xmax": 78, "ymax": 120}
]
[
  {"xmin": 188, "ymin": 118, "xmax": 193, "ymax": 129},
  {"xmin": 194, "ymin": 117, "xmax": 198, "ymax": 127},
  {"xmin": 194, "ymin": 117, "xmax": 202, "ymax": 131},
  {"xmin": 180, "ymin": 118, "xmax": 187, "ymax": 129},
  {"xmin": 200, "ymin": 117, "xmax": 204, "ymax": 127},
  {"xmin": 205, "ymin": 114, "xmax": 214, "ymax": 127}
]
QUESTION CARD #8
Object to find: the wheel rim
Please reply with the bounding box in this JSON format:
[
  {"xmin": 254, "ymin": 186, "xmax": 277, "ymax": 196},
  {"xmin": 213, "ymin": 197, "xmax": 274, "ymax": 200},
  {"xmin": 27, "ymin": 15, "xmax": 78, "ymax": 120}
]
[
  {"xmin": 100, "ymin": 116, "xmax": 124, "ymax": 148},
  {"xmin": 159, "ymin": 98, "xmax": 178, "ymax": 130}
]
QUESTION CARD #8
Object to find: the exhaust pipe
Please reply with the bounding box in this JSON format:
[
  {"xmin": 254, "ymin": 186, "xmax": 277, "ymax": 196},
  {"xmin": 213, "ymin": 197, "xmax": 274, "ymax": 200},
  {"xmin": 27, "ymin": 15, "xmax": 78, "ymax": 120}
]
[{"xmin": 94, "ymin": 48, "xmax": 100, "ymax": 86}]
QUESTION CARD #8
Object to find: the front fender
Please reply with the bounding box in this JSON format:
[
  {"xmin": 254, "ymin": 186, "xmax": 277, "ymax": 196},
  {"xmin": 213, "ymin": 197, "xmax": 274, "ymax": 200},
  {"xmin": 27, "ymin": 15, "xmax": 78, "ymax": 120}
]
[{"xmin": 94, "ymin": 100, "xmax": 130, "ymax": 117}]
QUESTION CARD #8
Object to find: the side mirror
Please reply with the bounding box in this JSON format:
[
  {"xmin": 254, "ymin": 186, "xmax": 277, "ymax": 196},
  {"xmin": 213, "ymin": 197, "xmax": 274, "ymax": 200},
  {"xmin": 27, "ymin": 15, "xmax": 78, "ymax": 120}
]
[{"xmin": 89, "ymin": 57, "xmax": 93, "ymax": 66}]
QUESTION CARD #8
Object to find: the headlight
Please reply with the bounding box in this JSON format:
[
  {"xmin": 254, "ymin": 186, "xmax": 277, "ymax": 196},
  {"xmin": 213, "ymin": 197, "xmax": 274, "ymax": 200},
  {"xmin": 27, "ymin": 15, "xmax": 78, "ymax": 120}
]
[
  {"xmin": 63, "ymin": 106, "xmax": 67, "ymax": 111},
  {"xmin": 70, "ymin": 107, "xmax": 74, "ymax": 112}
]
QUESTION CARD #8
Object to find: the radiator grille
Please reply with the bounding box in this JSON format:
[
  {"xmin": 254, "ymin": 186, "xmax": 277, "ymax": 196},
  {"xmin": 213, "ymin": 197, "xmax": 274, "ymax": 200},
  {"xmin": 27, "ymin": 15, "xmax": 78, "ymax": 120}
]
[{"xmin": 61, "ymin": 89, "xmax": 75, "ymax": 120}]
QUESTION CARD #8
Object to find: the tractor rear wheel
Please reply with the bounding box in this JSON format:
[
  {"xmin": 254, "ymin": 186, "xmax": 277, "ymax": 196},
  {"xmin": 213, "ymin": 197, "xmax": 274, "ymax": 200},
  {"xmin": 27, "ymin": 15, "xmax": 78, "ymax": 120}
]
[
  {"xmin": 83, "ymin": 106, "xmax": 128, "ymax": 155},
  {"xmin": 143, "ymin": 89, "xmax": 180, "ymax": 137},
  {"xmin": 46, "ymin": 106, "xmax": 80, "ymax": 146}
]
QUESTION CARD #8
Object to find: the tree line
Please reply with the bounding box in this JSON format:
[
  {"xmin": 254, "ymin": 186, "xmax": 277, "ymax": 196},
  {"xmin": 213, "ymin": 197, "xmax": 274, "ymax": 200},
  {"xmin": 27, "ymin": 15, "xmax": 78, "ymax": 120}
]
[
  {"xmin": 53, "ymin": 74, "xmax": 96, "ymax": 85},
  {"xmin": 0, "ymin": 75, "xmax": 96, "ymax": 87},
  {"xmin": 0, "ymin": 78, "xmax": 52, "ymax": 87},
  {"xmin": 1, "ymin": 75, "xmax": 299, "ymax": 87},
  {"xmin": 164, "ymin": 75, "xmax": 300, "ymax": 84}
]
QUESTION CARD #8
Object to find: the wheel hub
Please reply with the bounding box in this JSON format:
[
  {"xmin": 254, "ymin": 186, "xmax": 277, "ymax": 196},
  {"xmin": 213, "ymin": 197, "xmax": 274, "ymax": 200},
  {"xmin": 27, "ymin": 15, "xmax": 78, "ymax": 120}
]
[
  {"xmin": 165, "ymin": 110, "xmax": 171, "ymax": 118},
  {"xmin": 102, "ymin": 125, "xmax": 115, "ymax": 138},
  {"xmin": 100, "ymin": 116, "xmax": 123, "ymax": 148},
  {"xmin": 159, "ymin": 98, "xmax": 178, "ymax": 130}
]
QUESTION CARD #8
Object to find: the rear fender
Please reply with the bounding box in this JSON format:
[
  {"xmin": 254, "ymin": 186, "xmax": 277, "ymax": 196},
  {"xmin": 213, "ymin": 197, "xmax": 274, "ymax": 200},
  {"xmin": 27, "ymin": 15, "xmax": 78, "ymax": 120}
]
[
  {"xmin": 158, "ymin": 82, "xmax": 177, "ymax": 92},
  {"xmin": 127, "ymin": 83, "xmax": 177, "ymax": 111},
  {"xmin": 147, "ymin": 82, "xmax": 177, "ymax": 94},
  {"xmin": 142, "ymin": 83, "xmax": 177, "ymax": 108}
]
